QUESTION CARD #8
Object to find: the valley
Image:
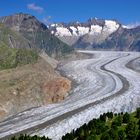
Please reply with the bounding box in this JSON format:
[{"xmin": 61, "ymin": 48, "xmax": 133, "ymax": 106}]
[
  {"xmin": 0, "ymin": 1, "xmax": 140, "ymax": 139},
  {"xmin": 0, "ymin": 51, "xmax": 140, "ymax": 140}
]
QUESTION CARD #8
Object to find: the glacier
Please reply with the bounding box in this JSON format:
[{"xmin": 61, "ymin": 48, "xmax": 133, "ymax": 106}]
[{"xmin": 0, "ymin": 51, "xmax": 140, "ymax": 140}]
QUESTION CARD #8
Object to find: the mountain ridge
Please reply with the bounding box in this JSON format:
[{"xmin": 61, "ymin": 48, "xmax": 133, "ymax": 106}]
[
  {"xmin": 49, "ymin": 18, "xmax": 121, "ymax": 46},
  {"xmin": 48, "ymin": 18, "xmax": 140, "ymax": 51},
  {"xmin": 0, "ymin": 13, "xmax": 73, "ymax": 121},
  {"xmin": 0, "ymin": 13, "xmax": 73, "ymax": 58}
]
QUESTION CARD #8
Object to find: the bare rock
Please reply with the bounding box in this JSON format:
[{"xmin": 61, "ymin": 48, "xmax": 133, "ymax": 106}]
[{"xmin": 42, "ymin": 78, "xmax": 71, "ymax": 104}]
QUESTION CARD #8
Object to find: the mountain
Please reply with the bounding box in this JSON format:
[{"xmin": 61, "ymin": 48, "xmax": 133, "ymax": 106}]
[
  {"xmin": 49, "ymin": 18, "xmax": 121, "ymax": 46},
  {"xmin": 0, "ymin": 51, "xmax": 71, "ymax": 121},
  {"xmin": 0, "ymin": 13, "xmax": 73, "ymax": 121},
  {"xmin": 0, "ymin": 23, "xmax": 34, "ymax": 49},
  {"xmin": 49, "ymin": 18, "xmax": 140, "ymax": 51},
  {"xmin": 0, "ymin": 13, "xmax": 73, "ymax": 58},
  {"xmin": 95, "ymin": 26, "xmax": 140, "ymax": 51}
]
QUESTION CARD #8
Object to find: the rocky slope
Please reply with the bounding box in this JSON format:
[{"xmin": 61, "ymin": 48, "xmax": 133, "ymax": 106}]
[
  {"xmin": 0, "ymin": 23, "xmax": 34, "ymax": 49},
  {"xmin": 0, "ymin": 13, "xmax": 73, "ymax": 121},
  {"xmin": 0, "ymin": 54, "xmax": 71, "ymax": 121},
  {"xmin": 0, "ymin": 13, "xmax": 73, "ymax": 58},
  {"xmin": 94, "ymin": 26, "xmax": 140, "ymax": 51},
  {"xmin": 0, "ymin": 46, "xmax": 71, "ymax": 122}
]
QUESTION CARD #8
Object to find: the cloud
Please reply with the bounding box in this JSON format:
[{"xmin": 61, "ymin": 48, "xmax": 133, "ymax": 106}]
[
  {"xmin": 27, "ymin": 3, "xmax": 44, "ymax": 13},
  {"xmin": 126, "ymin": 22, "xmax": 140, "ymax": 29}
]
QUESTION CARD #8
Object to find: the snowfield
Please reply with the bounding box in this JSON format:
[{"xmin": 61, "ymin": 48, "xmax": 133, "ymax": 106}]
[{"xmin": 0, "ymin": 51, "xmax": 140, "ymax": 140}]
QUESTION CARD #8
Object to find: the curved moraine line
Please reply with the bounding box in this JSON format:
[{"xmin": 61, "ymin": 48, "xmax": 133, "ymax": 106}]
[
  {"xmin": 0, "ymin": 51, "xmax": 140, "ymax": 140},
  {"xmin": 126, "ymin": 57, "xmax": 140, "ymax": 73}
]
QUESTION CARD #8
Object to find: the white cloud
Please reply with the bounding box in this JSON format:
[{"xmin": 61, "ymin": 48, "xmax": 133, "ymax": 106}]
[
  {"xmin": 125, "ymin": 22, "xmax": 140, "ymax": 29},
  {"xmin": 27, "ymin": 3, "xmax": 44, "ymax": 13}
]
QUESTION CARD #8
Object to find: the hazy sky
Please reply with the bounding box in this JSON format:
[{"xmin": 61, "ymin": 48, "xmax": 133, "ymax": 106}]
[{"xmin": 0, "ymin": 0, "xmax": 140, "ymax": 25}]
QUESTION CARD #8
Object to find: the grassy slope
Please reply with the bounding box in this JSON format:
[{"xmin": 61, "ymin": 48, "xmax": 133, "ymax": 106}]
[
  {"xmin": 21, "ymin": 31, "xmax": 73, "ymax": 58},
  {"xmin": 0, "ymin": 13, "xmax": 74, "ymax": 59},
  {"xmin": 0, "ymin": 23, "xmax": 33, "ymax": 49},
  {"xmin": 0, "ymin": 24, "xmax": 39, "ymax": 69},
  {"xmin": 0, "ymin": 57, "xmax": 61, "ymax": 120},
  {"xmin": 0, "ymin": 46, "xmax": 38, "ymax": 70},
  {"xmin": 0, "ymin": 23, "xmax": 72, "ymax": 121}
]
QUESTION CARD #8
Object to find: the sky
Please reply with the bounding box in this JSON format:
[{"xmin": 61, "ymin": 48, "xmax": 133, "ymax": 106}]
[{"xmin": 0, "ymin": 0, "xmax": 140, "ymax": 26}]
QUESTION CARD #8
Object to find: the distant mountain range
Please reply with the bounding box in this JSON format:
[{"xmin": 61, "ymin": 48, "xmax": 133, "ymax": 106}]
[
  {"xmin": 0, "ymin": 13, "xmax": 73, "ymax": 58},
  {"xmin": 49, "ymin": 18, "xmax": 140, "ymax": 51},
  {"xmin": 0, "ymin": 13, "xmax": 139, "ymax": 54}
]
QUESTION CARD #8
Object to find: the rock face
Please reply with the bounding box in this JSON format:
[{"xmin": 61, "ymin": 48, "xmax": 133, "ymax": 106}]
[
  {"xmin": 0, "ymin": 13, "xmax": 73, "ymax": 58},
  {"xmin": 95, "ymin": 26, "xmax": 140, "ymax": 51},
  {"xmin": 0, "ymin": 13, "xmax": 47, "ymax": 32},
  {"xmin": 49, "ymin": 18, "xmax": 120, "ymax": 46},
  {"xmin": 42, "ymin": 78, "xmax": 71, "ymax": 103}
]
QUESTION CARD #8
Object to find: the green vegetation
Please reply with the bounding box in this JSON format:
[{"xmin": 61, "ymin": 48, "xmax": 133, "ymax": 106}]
[
  {"xmin": 11, "ymin": 108, "xmax": 140, "ymax": 140},
  {"xmin": 0, "ymin": 46, "xmax": 38, "ymax": 70},
  {"xmin": 0, "ymin": 21, "xmax": 73, "ymax": 60},
  {"xmin": 0, "ymin": 23, "xmax": 39, "ymax": 70},
  {"xmin": 15, "ymin": 48, "xmax": 38, "ymax": 66},
  {"xmin": 21, "ymin": 31, "xmax": 73, "ymax": 58},
  {"xmin": 0, "ymin": 23, "xmax": 16, "ymax": 47},
  {"xmin": 0, "ymin": 23, "xmax": 33, "ymax": 49},
  {"xmin": 11, "ymin": 134, "xmax": 51, "ymax": 140}
]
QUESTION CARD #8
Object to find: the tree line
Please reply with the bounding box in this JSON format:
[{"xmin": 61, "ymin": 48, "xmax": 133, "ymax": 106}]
[{"xmin": 11, "ymin": 108, "xmax": 140, "ymax": 140}]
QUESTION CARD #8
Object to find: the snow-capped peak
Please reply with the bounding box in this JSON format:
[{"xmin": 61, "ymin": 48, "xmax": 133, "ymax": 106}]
[
  {"xmin": 103, "ymin": 20, "xmax": 120, "ymax": 33},
  {"xmin": 48, "ymin": 18, "xmax": 121, "ymax": 46},
  {"xmin": 49, "ymin": 19, "xmax": 120, "ymax": 37}
]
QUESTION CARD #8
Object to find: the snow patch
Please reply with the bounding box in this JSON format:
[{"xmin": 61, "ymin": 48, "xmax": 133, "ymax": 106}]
[
  {"xmin": 55, "ymin": 27, "xmax": 72, "ymax": 36},
  {"xmin": 89, "ymin": 25, "xmax": 102, "ymax": 35},
  {"xmin": 50, "ymin": 24, "xmax": 58, "ymax": 27},
  {"xmin": 77, "ymin": 26, "xmax": 90, "ymax": 36},
  {"xmin": 103, "ymin": 20, "xmax": 119, "ymax": 33}
]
